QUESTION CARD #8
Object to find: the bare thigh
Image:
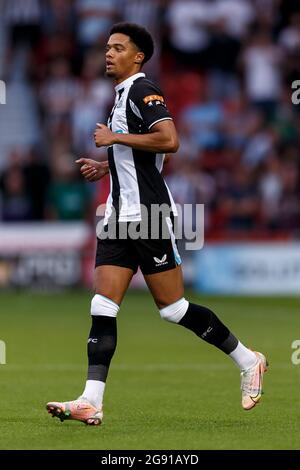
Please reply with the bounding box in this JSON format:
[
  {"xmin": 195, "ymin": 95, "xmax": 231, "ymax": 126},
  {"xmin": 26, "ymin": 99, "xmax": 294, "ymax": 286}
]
[
  {"xmin": 144, "ymin": 265, "xmax": 185, "ymax": 309},
  {"xmin": 93, "ymin": 265, "xmax": 134, "ymax": 305}
]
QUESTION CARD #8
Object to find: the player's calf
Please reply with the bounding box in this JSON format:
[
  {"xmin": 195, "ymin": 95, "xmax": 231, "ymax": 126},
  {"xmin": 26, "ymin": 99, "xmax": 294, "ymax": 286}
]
[{"xmin": 159, "ymin": 298, "xmax": 268, "ymax": 409}]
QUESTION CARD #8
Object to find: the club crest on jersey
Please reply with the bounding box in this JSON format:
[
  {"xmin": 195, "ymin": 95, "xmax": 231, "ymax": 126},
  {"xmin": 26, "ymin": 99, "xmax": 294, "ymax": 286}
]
[
  {"xmin": 153, "ymin": 254, "xmax": 168, "ymax": 267},
  {"xmin": 143, "ymin": 95, "xmax": 165, "ymax": 107}
]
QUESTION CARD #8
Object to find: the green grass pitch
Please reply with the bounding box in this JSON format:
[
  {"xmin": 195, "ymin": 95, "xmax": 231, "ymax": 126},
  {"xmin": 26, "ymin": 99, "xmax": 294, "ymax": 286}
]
[{"xmin": 1, "ymin": 290, "xmax": 300, "ymax": 450}]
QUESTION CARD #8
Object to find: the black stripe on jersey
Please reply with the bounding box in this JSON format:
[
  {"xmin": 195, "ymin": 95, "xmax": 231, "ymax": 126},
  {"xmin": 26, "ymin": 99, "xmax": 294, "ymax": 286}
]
[
  {"xmin": 132, "ymin": 150, "xmax": 172, "ymax": 209},
  {"xmin": 126, "ymin": 83, "xmax": 172, "ymax": 211},
  {"xmin": 108, "ymin": 146, "xmax": 121, "ymax": 216},
  {"xmin": 108, "ymin": 88, "xmax": 124, "ymax": 131},
  {"xmin": 108, "ymin": 89, "xmax": 124, "ymax": 217}
]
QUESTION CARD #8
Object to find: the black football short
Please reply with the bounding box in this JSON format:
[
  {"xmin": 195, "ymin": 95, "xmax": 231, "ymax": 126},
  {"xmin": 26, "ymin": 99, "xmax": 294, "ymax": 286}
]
[{"xmin": 95, "ymin": 216, "xmax": 182, "ymax": 275}]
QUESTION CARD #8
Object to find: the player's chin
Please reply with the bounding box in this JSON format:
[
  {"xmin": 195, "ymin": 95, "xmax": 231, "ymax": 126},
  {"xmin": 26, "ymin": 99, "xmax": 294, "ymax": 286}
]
[{"xmin": 105, "ymin": 69, "xmax": 116, "ymax": 78}]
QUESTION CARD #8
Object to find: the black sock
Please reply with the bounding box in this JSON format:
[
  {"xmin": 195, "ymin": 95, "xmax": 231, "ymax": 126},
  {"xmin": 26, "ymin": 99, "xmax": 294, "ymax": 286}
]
[
  {"xmin": 179, "ymin": 303, "xmax": 238, "ymax": 354},
  {"xmin": 87, "ymin": 315, "xmax": 117, "ymax": 382}
]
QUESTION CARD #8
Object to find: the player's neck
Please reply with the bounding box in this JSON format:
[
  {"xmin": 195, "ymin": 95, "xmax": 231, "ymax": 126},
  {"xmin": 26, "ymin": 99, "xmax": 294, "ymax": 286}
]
[{"xmin": 114, "ymin": 67, "xmax": 142, "ymax": 85}]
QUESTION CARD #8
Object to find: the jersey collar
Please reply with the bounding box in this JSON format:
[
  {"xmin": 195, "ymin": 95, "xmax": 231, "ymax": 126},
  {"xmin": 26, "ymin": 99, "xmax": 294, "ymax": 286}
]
[{"xmin": 115, "ymin": 72, "xmax": 145, "ymax": 93}]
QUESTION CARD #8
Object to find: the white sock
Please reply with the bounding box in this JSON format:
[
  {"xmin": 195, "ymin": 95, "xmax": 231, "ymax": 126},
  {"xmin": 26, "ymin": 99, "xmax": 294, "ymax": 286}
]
[
  {"xmin": 81, "ymin": 380, "xmax": 105, "ymax": 408},
  {"xmin": 229, "ymin": 342, "xmax": 257, "ymax": 370}
]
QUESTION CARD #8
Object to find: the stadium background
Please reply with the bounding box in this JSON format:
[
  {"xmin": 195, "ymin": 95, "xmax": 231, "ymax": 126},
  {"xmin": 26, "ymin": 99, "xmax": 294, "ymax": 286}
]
[{"xmin": 1, "ymin": 0, "xmax": 300, "ymax": 450}]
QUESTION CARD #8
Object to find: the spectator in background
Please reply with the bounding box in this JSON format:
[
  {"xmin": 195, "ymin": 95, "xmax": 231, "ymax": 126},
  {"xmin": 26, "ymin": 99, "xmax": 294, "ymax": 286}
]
[
  {"xmin": 166, "ymin": 157, "xmax": 216, "ymax": 233},
  {"xmin": 165, "ymin": 0, "xmax": 213, "ymax": 69},
  {"xmin": 0, "ymin": 165, "xmax": 32, "ymax": 221},
  {"xmin": 75, "ymin": 0, "xmax": 118, "ymax": 51},
  {"xmin": 223, "ymin": 94, "xmax": 263, "ymax": 150},
  {"xmin": 276, "ymin": 160, "xmax": 300, "ymax": 230},
  {"xmin": 46, "ymin": 155, "xmax": 91, "ymax": 221},
  {"xmin": 214, "ymin": 0, "xmax": 255, "ymax": 40},
  {"xmin": 241, "ymin": 115, "xmax": 278, "ymax": 168},
  {"xmin": 180, "ymin": 87, "xmax": 224, "ymax": 151},
  {"xmin": 120, "ymin": 0, "xmax": 164, "ymax": 78},
  {"xmin": 161, "ymin": 71, "xmax": 205, "ymax": 121},
  {"xmin": 120, "ymin": 0, "xmax": 162, "ymax": 33},
  {"xmin": 207, "ymin": 17, "xmax": 241, "ymax": 100},
  {"xmin": 165, "ymin": 158, "xmax": 200, "ymax": 207},
  {"xmin": 72, "ymin": 49, "xmax": 113, "ymax": 155},
  {"xmin": 3, "ymin": 0, "xmax": 42, "ymax": 49},
  {"xmin": 259, "ymin": 153, "xmax": 283, "ymax": 229},
  {"xmin": 40, "ymin": 57, "xmax": 78, "ymax": 139},
  {"xmin": 175, "ymin": 122, "xmax": 201, "ymax": 161},
  {"xmin": 219, "ymin": 165, "xmax": 260, "ymax": 230},
  {"xmin": 271, "ymin": 85, "xmax": 299, "ymax": 141},
  {"xmin": 42, "ymin": 0, "xmax": 76, "ymax": 37},
  {"xmin": 241, "ymin": 27, "xmax": 283, "ymax": 118},
  {"xmin": 23, "ymin": 147, "xmax": 50, "ymax": 220},
  {"xmin": 278, "ymin": 0, "xmax": 300, "ymax": 28},
  {"xmin": 279, "ymin": 11, "xmax": 300, "ymax": 54}
]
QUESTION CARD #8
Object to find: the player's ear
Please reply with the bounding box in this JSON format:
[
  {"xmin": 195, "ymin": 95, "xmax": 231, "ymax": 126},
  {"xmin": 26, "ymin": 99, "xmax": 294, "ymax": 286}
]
[{"xmin": 135, "ymin": 51, "xmax": 144, "ymax": 65}]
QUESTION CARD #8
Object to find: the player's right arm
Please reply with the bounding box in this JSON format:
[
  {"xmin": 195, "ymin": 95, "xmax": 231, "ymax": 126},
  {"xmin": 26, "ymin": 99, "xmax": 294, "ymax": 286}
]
[
  {"xmin": 76, "ymin": 158, "xmax": 109, "ymax": 182},
  {"xmin": 94, "ymin": 79, "xmax": 179, "ymax": 154}
]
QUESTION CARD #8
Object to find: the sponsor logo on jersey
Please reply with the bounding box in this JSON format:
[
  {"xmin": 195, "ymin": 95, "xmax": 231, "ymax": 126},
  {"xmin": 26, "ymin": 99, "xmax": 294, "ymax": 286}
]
[{"xmin": 143, "ymin": 94, "xmax": 165, "ymax": 106}]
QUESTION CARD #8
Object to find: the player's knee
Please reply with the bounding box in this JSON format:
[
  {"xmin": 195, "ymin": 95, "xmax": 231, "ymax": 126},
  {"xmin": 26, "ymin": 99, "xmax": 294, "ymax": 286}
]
[
  {"xmin": 159, "ymin": 297, "xmax": 189, "ymax": 323},
  {"xmin": 91, "ymin": 294, "xmax": 120, "ymax": 317}
]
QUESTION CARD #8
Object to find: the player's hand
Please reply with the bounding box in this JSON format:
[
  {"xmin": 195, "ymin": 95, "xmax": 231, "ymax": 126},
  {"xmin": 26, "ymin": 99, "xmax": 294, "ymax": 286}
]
[
  {"xmin": 94, "ymin": 123, "xmax": 115, "ymax": 148},
  {"xmin": 75, "ymin": 158, "xmax": 109, "ymax": 182}
]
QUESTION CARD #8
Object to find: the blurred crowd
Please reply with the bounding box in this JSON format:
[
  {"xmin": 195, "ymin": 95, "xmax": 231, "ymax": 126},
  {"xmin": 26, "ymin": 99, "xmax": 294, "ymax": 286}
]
[{"xmin": 0, "ymin": 0, "xmax": 300, "ymax": 237}]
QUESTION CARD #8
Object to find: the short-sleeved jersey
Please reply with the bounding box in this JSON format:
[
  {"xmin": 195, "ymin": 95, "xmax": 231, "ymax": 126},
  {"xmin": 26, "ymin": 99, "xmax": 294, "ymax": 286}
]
[{"xmin": 104, "ymin": 72, "xmax": 177, "ymax": 223}]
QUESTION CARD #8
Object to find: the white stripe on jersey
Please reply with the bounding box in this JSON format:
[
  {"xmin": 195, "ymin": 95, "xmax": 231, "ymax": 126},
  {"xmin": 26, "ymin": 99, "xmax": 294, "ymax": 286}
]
[
  {"xmin": 166, "ymin": 216, "xmax": 182, "ymax": 265},
  {"xmin": 148, "ymin": 117, "xmax": 173, "ymax": 130},
  {"xmin": 165, "ymin": 182, "xmax": 178, "ymax": 217},
  {"xmin": 103, "ymin": 173, "xmax": 113, "ymax": 226},
  {"xmin": 129, "ymin": 99, "xmax": 142, "ymax": 120},
  {"xmin": 110, "ymin": 86, "xmax": 141, "ymax": 222},
  {"xmin": 155, "ymin": 154, "xmax": 164, "ymax": 173}
]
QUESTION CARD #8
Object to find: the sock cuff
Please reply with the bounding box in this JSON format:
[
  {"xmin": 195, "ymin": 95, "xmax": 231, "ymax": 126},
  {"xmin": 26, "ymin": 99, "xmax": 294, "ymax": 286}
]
[
  {"xmin": 91, "ymin": 294, "xmax": 120, "ymax": 318},
  {"xmin": 159, "ymin": 297, "xmax": 189, "ymax": 323}
]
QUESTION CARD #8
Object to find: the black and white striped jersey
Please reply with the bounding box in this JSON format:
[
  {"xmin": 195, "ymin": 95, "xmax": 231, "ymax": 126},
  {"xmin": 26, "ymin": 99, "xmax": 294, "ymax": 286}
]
[{"xmin": 104, "ymin": 72, "xmax": 178, "ymax": 224}]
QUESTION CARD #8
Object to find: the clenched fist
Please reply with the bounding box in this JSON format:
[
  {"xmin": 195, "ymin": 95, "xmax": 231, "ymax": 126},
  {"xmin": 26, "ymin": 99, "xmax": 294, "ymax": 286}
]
[{"xmin": 94, "ymin": 123, "xmax": 115, "ymax": 148}]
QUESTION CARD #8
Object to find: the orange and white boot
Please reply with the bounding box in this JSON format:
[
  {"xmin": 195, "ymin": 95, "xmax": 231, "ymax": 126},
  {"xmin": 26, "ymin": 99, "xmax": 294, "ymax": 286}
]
[
  {"xmin": 46, "ymin": 397, "xmax": 103, "ymax": 425},
  {"xmin": 240, "ymin": 351, "xmax": 268, "ymax": 410}
]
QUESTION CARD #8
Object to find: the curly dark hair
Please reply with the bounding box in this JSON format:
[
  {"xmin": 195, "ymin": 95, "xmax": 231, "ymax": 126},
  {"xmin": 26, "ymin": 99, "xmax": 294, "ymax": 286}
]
[{"xmin": 109, "ymin": 22, "xmax": 154, "ymax": 65}]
